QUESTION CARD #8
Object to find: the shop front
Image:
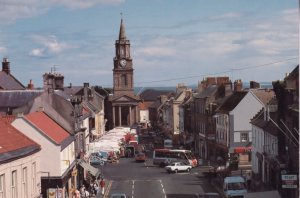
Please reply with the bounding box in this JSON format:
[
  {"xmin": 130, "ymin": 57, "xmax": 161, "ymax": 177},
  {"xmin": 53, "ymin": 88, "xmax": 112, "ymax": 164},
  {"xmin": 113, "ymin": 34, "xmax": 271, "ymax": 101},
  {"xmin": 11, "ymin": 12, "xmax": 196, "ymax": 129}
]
[
  {"xmin": 41, "ymin": 162, "xmax": 78, "ymax": 198},
  {"xmin": 233, "ymin": 146, "xmax": 252, "ymax": 165}
]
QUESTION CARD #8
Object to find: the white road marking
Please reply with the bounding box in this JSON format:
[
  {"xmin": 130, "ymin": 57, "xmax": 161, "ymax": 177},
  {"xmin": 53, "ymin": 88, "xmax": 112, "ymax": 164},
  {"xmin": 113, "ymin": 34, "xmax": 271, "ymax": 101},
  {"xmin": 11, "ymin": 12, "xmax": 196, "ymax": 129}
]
[
  {"xmin": 159, "ymin": 180, "xmax": 167, "ymax": 198},
  {"xmin": 132, "ymin": 180, "xmax": 135, "ymax": 198}
]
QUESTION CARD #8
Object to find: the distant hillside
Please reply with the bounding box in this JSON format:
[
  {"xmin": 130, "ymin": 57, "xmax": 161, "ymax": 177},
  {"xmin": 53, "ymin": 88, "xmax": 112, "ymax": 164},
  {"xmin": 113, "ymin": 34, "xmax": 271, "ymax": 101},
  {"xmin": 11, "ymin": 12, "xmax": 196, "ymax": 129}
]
[
  {"xmin": 135, "ymin": 87, "xmax": 176, "ymax": 95},
  {"xmin": 135, "ymin": 82, "xmax": 273, "ymax": 94}
]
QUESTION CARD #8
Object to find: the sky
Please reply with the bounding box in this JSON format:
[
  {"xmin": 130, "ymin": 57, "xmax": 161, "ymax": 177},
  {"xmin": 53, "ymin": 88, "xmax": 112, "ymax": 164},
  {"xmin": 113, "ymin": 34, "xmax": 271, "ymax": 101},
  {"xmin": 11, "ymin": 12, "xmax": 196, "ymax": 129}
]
[{"xmin": 0, "ymin": 0, "xmax": 298, "ymax": 88}]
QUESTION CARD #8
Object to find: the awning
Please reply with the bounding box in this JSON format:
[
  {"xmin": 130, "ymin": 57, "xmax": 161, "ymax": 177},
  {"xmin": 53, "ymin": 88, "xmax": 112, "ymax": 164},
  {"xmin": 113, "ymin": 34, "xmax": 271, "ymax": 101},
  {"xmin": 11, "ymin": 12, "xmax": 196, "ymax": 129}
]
[
  {"xmin": 234, "ymin": 146, "xmax": 252, "ymax": 154},
  {"xmin": 77, "ymin": 159, "xmax": 101, "ymax": 178}
]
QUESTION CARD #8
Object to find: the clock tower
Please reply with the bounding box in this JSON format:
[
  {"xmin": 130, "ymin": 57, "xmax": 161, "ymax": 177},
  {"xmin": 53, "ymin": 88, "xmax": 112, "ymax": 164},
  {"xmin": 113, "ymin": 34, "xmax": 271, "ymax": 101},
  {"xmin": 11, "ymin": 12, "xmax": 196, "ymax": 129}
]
[
  {"xmin": 108, "ymin": 18, "xmax": 140, "ymax": 129},
  {"xmin": 113, "ymin": 18, "xmax": 134, "ymax": 97}
]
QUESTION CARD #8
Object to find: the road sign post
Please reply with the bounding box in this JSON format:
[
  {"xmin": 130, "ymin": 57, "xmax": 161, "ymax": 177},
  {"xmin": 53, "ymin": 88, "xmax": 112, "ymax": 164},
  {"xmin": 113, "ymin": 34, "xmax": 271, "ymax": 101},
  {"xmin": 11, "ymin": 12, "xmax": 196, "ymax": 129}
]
[{"xmin": 100, "ymin": 160, "xmax": 104, "ymax": 178}]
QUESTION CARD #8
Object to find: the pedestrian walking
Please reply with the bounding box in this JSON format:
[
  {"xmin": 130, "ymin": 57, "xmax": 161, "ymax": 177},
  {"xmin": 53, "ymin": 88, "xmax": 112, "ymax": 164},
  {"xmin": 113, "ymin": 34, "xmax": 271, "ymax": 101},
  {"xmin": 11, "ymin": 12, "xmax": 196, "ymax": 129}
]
[
  {"xmin": 73, "ymin": 190, "xmax": 81, "ymax": 198},
  {"xmin": 80, "ymin": 185, "xmax": 90, "ymax": 198},
  {"xmin": 100, "ymin": 178, "xmax": 105, "ymax": 195},
  {"xmin": 80, "ymin": 185, "xmax": 85, "ymax": 197},
  {"xmin": 93, "ymin": 181, "xmax": 98, "ymax": 195}
]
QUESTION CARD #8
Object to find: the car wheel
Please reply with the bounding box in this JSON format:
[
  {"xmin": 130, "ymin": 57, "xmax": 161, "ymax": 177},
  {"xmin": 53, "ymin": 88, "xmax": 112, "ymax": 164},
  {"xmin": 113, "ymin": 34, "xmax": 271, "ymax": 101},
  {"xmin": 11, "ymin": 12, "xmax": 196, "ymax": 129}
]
[
  {"xmin": 175, "ymin": 169, "xmax": 178, "ymax": 173},
  {"xmin": 187, "ymin": 168, "xmax": 191, "ymax": 172}
]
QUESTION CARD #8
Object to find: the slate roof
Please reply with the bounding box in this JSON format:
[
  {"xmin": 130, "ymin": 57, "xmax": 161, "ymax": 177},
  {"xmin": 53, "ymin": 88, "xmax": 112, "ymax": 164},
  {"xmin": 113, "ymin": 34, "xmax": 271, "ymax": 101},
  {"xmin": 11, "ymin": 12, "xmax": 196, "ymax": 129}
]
[
  {"xmin": 0, "ymin": 90, "xmax": 43, "ymax": 107},
  {"xmin": 62, "ymin": 86, "xmax": 83, "ymax": 96},
  {"xmin": 217, "ymin": 91, "xmax": 247, "ymax": 113},
  {"xmin": 139, "ymin": 89, "xmax": 175, "ymax": 101},
  {"xmin": 149, "ymin": 100, "xmax": 161, "ymax": 109},
  {"xmin": 251, "ymin": 108, "xmax": 278, "ymax": 136},
  {"xmin": 285, "ymin": 65, "xmax": 299, "ymax": 80},
  {"xmin": 195, "ymin": 85, "xmax": 218, "ymax": 99},
  {"xmin": 25, "ymin": 111, "xmax": 72, "ymax": 145},
  {"xmin": 181, "ymin": 92, "xmax": 194, "ymax": 106},
  {"xmin": 13, "ymin": 92, "xmax": 74, "ymax": 133},
  {"xmin": 0, "ymin": 71, "xmax": 26, "ymax": 90},
  {"xmin": 0, "ymin": 117, "xmax": 40, "ymax": 164},
  {"xmin": 251, "ymin": 89, "xmax": 275, "ymax": 106}
]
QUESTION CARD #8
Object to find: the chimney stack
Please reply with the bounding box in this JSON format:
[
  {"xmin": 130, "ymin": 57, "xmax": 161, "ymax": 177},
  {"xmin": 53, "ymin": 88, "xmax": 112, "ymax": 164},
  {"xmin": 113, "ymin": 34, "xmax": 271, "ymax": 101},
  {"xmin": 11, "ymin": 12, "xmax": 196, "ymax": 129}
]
[
  {"xmin": 27, "ymin": 79, "xmax": 34, "ymax": 90},
  {"xmin": 83, "ymin": 82, "xmax": 89, "ymax": 101},
  {"xmin": 250, "ymin": 81, "xmax": 260, "ymax": 89},
  {"xmin": 2, "ymin": 58, "xmax": 10, "ymax": 74},
  {"xmin": 234, "ymin": 79, "xmax": 243, "ymax": 91}
]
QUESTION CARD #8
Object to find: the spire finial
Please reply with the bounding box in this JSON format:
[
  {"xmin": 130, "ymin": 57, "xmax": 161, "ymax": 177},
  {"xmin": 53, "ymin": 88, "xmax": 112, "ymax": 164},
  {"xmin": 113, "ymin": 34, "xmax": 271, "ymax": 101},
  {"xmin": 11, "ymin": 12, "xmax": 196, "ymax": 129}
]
[{"xmin": 119, "ymin": 13, "xmax": 126, "ymax": 40}]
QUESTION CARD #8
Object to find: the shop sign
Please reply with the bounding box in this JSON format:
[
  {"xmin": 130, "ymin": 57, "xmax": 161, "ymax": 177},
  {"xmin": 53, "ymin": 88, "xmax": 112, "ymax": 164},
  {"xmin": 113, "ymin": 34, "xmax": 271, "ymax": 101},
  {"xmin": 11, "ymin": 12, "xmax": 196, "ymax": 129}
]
[
  {"xmin": 207, "ymin": 134, "xmax": 215, "ymax": 140},
  {"xmin": 48, "ymin": 188, "xmax": 63, "ymax": 198},
  {"xmin": 174, "ymin": 130, "xmax": 180, "ymax": 135},
  {"xmin": 281, "ymin": 174, "xmax": 298, "ymax": 188},
  {"xmin": 71, "ymin": 169, "xmax": 77, "ymax": 177}
]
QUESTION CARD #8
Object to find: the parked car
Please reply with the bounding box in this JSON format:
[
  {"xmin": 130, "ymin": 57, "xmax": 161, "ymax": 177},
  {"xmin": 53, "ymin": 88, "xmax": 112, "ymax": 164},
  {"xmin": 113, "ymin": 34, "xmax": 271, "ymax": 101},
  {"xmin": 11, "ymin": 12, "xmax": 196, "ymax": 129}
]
[
  {"xmin": 98, "ymin": 151, "xmax": 109, "ymax": 162},
  {"xmin": 135, "ymin": 153, "xmax": 146, "ymax": 162},
  {"xmin": 165, "ymin": 162, "xmax": 192, "ymax": 173},
  {"xmin": 89, "ymin": 152, "xmax": 103, "ymax": 165}
]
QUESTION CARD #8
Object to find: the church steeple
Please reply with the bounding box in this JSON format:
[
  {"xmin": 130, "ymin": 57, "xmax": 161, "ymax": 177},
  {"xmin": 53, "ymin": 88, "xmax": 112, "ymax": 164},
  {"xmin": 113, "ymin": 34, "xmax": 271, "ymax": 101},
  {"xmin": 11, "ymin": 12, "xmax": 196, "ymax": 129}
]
[
  {"xmin": 113, "ymin": 17, "xmax": 134, "ymax": 97},
  {"xmin": 119, "ymin": 18, "xmax": 126, "ymax": 40}
]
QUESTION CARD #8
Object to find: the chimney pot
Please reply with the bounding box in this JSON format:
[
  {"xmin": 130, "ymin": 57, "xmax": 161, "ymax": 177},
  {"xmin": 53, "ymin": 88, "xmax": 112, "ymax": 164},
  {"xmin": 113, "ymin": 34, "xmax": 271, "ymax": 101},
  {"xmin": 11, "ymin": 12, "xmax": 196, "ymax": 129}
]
[{"xmin": 2, "ymin": 57, "xmax": 10, "ymax": 74}]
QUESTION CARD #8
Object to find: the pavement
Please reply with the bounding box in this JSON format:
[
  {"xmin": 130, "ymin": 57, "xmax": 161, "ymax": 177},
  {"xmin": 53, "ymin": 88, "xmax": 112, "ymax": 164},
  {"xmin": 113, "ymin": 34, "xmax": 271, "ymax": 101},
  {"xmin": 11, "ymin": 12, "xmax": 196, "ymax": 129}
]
[{"xmin": 195, "ymin": 159, "xmax": 277, "ymax": 197}]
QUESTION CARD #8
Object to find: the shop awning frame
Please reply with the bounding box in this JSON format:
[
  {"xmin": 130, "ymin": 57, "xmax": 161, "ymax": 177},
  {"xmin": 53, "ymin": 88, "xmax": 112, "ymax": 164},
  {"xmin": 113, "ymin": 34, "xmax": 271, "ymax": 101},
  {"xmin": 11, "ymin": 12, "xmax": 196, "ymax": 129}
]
[{"xmin": 77, "ymin": 159, "xmax": 101, "ymax": 178}]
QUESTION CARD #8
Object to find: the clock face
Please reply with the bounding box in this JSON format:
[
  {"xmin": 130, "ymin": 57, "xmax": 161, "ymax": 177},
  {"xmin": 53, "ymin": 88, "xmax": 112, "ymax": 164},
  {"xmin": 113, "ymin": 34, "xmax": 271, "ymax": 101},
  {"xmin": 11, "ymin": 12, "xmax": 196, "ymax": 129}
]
[{"xmin": 120, "ymin": 59, "xmax": 127, "ymax": 67}]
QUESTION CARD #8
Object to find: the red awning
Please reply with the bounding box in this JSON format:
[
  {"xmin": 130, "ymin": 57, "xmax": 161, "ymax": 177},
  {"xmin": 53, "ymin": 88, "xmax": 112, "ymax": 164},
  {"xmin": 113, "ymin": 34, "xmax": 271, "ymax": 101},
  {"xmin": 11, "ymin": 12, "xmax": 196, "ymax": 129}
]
[{"xmin": 234, "ymin": 146, "xmax": 252, "ymax": 153}]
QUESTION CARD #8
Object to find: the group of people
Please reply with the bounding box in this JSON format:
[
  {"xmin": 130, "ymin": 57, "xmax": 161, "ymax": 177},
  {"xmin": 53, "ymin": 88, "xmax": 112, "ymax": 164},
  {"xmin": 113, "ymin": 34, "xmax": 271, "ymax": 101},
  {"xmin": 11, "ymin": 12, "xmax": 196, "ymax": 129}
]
[{"xmin": 73, "ymin": 178, "xmax": 106, "ymax": 198}]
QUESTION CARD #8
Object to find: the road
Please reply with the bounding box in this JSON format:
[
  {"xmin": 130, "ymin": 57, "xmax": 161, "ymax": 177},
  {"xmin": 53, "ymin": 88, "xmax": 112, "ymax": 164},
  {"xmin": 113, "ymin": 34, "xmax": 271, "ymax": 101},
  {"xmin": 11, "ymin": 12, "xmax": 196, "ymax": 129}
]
[{"xmin": 96, "ymin": 157, "xmax": 219, "ymax": 198}]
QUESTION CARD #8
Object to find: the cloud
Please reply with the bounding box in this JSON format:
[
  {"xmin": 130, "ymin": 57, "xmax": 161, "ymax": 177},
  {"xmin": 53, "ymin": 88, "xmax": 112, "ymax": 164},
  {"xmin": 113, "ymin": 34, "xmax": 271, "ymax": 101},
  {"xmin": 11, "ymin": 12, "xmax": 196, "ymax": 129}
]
[
  {"xmin": 0, "ymin": 46, "xmax": 7, "ymax": 54},
  {"xmin": 49, "ymin": 0, "xmax": 125, "ymax": 9},
  {"xmin": 0, "ymin": 0, "xmax": 124, "ymax": 23},
  {"xmin": 209, "ymin": 12, "xmax": 242, "ymax": 20},
  {"xmin": 0, "ymin": 0, "xmax": 48, "ymax": 24},
  {"xmin": 29, "ymin": 48, "xmax": 44, "ymax": 57},
  {"xmin": 29, "ymin": 35, "xmax": 73, "ymax": 57}
]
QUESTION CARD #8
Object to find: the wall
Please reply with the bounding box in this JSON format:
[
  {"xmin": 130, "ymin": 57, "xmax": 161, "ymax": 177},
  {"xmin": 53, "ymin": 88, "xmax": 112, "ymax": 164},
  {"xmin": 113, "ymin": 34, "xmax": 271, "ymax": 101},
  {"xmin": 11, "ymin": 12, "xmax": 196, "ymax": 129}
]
[
  {"xmin": 12, "ymin": 118, "xmax": 62, "ymax": 176},
  {"xmin": 0, "ymin": 152, "xmax": 41, "ymax": 198}
]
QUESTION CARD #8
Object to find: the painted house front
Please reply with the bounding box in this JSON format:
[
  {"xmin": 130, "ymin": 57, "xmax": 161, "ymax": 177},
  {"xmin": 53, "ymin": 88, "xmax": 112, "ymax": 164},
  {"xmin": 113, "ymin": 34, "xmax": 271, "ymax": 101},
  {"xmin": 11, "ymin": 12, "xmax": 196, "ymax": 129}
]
[
  {"xmin": 12, "ymin": 111, "xmax": 76, "ymax": 198},
  {"xmin": 0, "ymin": 117, "xmax": 41, "ymax": 198},
  {"xmin": 215, "ymin": 90, "xmax": 267, "ymax": 165}
]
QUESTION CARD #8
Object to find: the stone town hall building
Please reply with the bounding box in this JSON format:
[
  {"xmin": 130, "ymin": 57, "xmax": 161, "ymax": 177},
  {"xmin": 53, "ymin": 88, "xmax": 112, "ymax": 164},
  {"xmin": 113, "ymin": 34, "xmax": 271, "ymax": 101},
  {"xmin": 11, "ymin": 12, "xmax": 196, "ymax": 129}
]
[{"xmin": 106, "ymin": 19, "xmax": 141, "ymax": 129}]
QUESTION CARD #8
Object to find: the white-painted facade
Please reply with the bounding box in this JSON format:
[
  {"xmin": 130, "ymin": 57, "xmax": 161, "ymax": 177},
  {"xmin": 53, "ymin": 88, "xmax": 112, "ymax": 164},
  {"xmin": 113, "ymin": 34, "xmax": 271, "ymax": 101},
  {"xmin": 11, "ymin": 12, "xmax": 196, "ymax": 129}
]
[
  {"xmin": 216, "ymin": 91, "xmax": 265, "ymax": 153},
  {"xmin": 139, "ymin": 109, "xmax": 149, "ymax": 124},
  {"xmin": 11, "ymin": 117, "xmax": 75, "ymax": 179},
  {"xmin": 0, "ymin": 152, "xmax": 41, "ymax": 198},
  {"xmin": 251, "ymin": 110, "xmax": 278, "ymax": 184}
]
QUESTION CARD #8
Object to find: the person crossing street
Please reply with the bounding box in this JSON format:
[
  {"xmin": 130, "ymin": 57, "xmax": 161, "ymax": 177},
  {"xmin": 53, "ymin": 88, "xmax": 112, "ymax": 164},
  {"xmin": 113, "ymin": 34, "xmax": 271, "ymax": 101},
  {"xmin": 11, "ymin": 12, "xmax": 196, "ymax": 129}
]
[{"xmin": 100, "ymin": 178, "xmax": 105, "ymax": 195}]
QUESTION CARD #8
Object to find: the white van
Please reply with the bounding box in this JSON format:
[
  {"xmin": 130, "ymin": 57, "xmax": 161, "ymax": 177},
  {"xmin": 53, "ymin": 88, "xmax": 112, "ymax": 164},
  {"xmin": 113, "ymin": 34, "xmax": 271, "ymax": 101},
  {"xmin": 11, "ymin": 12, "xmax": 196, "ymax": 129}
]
[{"xmin": 223, "ymin": 176, "xmax": 247, "ymax": 198}]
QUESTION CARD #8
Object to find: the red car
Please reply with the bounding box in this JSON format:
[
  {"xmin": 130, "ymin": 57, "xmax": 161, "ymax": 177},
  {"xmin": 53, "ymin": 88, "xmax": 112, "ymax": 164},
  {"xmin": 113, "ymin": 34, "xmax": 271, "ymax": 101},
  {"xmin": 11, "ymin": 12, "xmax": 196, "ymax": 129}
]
[{"xmin": 135, "ymin": 153, "xmax": 146, "ymax": 162}]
